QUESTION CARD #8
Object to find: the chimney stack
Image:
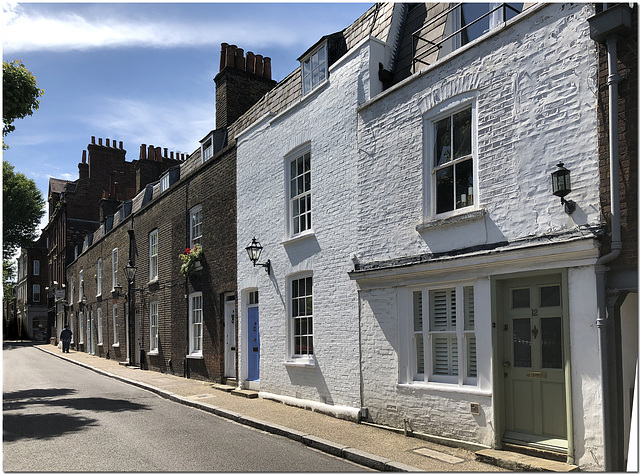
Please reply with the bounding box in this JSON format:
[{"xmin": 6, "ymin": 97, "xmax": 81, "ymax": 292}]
[
  {"xmin": 78, "ymin": 150, "xmax": 89, "ymax": 179},
  {"xmin": 215, "ymin": 43, "xmax": 276, "ymax": 129}
]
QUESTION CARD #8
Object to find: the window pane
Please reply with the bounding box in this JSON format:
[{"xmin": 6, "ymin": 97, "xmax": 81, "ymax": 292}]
[
  {"xmin": 436, "ymin": 167, "xmax": 454, "ymax": 214},
  {"xmin": 415, "ymin": 334, "xmax": 424, "ymax": 374},
  {"xmin": 513, "ymin": 318, "xmax": 531, "ymax": 367},
  {"xmin": 413, "ymin": 291, "xmax": 423, "ymax": 331},
  {"xmin": 464, "ymin": 286, "xmax": 475, "ymax": 330},
  {"xmin": 434, "ymin": 118, "xmax": 451, "ymax": 166},
  {"xmin": 541, "ymin": 317, "xmax": 562, "ymax": 369},
  {"xmin": 540, "ymin": 285, "xmax": 561, "ymax": 307},
  {"xmin": 467, "ymin": 335, "xmax": 477, "ymax": 377},
  {"xmin": 453, "ymin": 108, "xmax": 472, "ymax": 159},
  {"xmin": 455, "ymin": 158, "xmax": 473, "ymax": 209},
  {"xmin": 512, "ymin": 288, "xmax": 530, "ymax": 308}
]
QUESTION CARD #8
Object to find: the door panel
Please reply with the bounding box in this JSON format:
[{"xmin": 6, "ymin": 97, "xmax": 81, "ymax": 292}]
[
  {"xmin": 224, "ymin": 300, "xmax": 236, "ymax": 378},
  {"xmin": 247, "ymin": 306, "xmax": 259, "ymax": 381},
  {"xmin": 502, "ymin": 275, "xmax": 567, "ymax": 449}
]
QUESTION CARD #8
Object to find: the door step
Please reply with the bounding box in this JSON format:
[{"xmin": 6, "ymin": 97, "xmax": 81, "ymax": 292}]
[
  {"xmin": 210, "ymin": 383, "xmax": 235, "ymax": 393},
  {"xmin": 475, "ymin": 449, "xmax": 578, "ymax": 472},
  {"xmin": 230, "ymin": 389, "xmax": 259, "ymax": 399}
]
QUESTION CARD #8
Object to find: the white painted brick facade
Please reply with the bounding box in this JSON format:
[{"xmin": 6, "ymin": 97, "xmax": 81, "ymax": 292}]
[{"xmin": 237, "ymin": 3, "xmax": 606, "ymax": 470}]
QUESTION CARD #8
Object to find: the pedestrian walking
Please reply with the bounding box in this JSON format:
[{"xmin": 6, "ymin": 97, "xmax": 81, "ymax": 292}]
[{"xmin": 60, "ymin": 325, "xmax": 72, "ymax": 353}]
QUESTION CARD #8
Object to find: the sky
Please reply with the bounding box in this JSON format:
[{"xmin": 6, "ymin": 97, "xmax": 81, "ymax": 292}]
[{"xmin": 2, "ymin": 1, "xmax": 372, "ymax": 233}]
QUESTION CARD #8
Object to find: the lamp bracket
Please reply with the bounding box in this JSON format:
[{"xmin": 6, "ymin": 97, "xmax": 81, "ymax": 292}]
[{"xmin": 561, "ymin": 197, "xmax": 576, "ymax": 214}]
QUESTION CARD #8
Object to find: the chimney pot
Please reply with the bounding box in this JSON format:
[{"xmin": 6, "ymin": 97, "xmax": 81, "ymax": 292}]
[
  {"xmin": 226, "ymin": 44, "xmax": 237, "ymax": 71},
  {"xmin": 170, "ymin": 151, "xmax": 174, "ymax": 160},
  {"xmin": 164, "ymin": 148, "xmax": 168, "ymax": 158},
  {"xmin": 235, "ymin": 48, "xmax": 245, "ymax": 70},
  {"xmin": 82, "ymin": 150, "xmax": 87, "ymax": 164},
  {"xmin": 246, "ymin": 51, "xmax": 256, "ymax": 74},
  {"xmin": 91, "ymin": 136, "xmax": 96, "ymax": 144},
  {"xmin": 220, "ymin": 43, "xmax": 228, "ymax": 71},
  {"xmin": 106, "ymin": 138, "xmax": 110, "ymax": 147},
  {"xmin": 99, "ymin": 138, "xmax": 103, "ymax": 146},
  {"xmin": 263, "ymin": 57, "xmax": 272, "ymax": 80},
  {"xmin": 255, "ymin": 54, "xmax": 264, "ymax": 77},
  {"xmin": 140, "ymin": 144, "xmax": 147, "ymax": 160},
  {"xmin": 119, "ymin": 141, "xmax": 123, "ymax": 149}
]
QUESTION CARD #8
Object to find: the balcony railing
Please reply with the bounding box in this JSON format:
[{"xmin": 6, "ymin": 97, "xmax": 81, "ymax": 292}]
[{"xmin": 412, "ymin": 3, "xmax": 522, "ymax": 72}]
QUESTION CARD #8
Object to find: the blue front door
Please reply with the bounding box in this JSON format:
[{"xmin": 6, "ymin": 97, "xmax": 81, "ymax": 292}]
[{"xmin": 247, "ymin": 306, "xmax": 260, "ymax": 381}]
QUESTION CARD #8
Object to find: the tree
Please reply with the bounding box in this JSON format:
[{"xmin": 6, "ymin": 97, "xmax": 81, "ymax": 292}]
[
  {"xmin": 3, "ymin": 60, "xmax": 44, "ymax": 147},
  {"xmin": 3, "ymin": 161, "xmax": 45, "ymax": 259}
]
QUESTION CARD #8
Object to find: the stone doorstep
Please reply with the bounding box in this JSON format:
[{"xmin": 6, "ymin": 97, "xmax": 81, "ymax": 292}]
[
  {"xmin": 210, "ymin": 383, "xmax": 235, "ymax": 392},
  {"xmin": 475, "ymin": 449, "xmax": 579, "ymax": 472},
  {"xmin": 229, "ymin": 388, "xmax": 259, "ymax": 399}
]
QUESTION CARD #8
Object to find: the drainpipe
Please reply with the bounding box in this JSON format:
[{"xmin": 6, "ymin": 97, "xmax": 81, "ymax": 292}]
[{"xmin": 594, "ymin": 33, "xmax": 623, "ymax": 473}]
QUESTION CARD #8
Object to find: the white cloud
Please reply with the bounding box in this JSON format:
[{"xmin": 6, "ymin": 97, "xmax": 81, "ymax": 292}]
[
  {"xmin": 82, "ymin": 97, "xmax": 213, "ymax": 157},
  {"xmin": 3, "ymin": 3, "xmax": 300, "ymax": 53}
]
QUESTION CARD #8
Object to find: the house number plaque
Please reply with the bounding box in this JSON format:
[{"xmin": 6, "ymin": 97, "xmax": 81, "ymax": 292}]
[{"xmin": 526, "ymin": 371, "xmax": 547, "ymax": 379}]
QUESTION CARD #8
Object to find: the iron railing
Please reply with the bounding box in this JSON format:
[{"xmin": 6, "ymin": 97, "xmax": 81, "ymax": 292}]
[{"xmin": 412, "ymin": 3, "xmax": 522, "ymax": 72}]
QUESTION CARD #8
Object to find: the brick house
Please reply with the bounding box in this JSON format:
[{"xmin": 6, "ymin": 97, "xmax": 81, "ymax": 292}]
[
  {"xmin": 234, "ymin": 2, "xmax": 637, "ymax": 471},
  {"xmin": 44, "ymin": 139, "xmax": 180, "ymax": 341},
  {"xmin": 12, "ymin": 234, "xmax": 48, "ymax": 341},
  {"xmin": 64, "ymin": 46, "xmax": 275, "ymax": 382}
]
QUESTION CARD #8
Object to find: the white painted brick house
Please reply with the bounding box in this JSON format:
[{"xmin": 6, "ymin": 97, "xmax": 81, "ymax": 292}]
[{"xmin": 235, "ymin": 3, "xmax": 637, "ymax": 471}]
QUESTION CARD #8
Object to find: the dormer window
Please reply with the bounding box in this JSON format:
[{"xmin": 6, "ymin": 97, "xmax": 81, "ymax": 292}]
[
  {"xmin": 301, "ymin": 42, "xmax": 327, "ymax": 95},
  {"xmin": 160, "ymin": 173, "xmax": 170, "ymax": 192},
  {"xmin": 202, "ymin": 139, "xmax": 213, "ymax": 162}
]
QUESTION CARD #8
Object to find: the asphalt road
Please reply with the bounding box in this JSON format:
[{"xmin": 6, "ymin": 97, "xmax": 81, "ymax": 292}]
[{"xmin": 3, "ymin": 342, "xmax": 369, "ymax": 472}]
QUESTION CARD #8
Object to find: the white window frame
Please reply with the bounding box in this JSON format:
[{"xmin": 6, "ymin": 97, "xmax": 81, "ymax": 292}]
[
  {"xmin": 423, "ymin": 93, "xmax": 477, "ymax": 220},
  {"xmin": 112, "ymin": 304, "xmax": 119, "ymax": 346},
  {"xmin": 286, "ymin": 145, "xmax": 312, "ymax": 238},
  {"xmin": 301, "ymin": 42, "xmax": 327, "ymax": 95},
  {"xmin": 202, "ymin": 137, "xmax": 213, "ymax": 162},
  {"xmin": 149, "ymin": 229, "xmax": 158, "ymax": 282},
  {"xmin": 149, "ymin": 300, "xmax": 159, "ymax": 354},
  {"xmin": 97, "ymin": 307, "xmax": 103, "ymax": 345},
  {"xmin": 410, "ymin": 282, "xmax": 477, "ymax": 386},
  {"xmin": 188, "ymin": 292, "xmax": 203, "ymax": 357},
  {"xmin": 69, "ymin": 275, "xmax": 74, "ymax": 305},
  {"xmin": 112, "ymin": 248, "xmax": 118, "ymax": 290},
  {"xmin": 160, "ymin": 173, "xmax": 170, "ymax": 192},
  {"xmin": 78, "ymin": 270, "xmax": 84, "ymax": 303},
  {"xmin": 289, "ymin": 273, "xmax": 314, "ymax": 359},
  {"xmin": 33, "ymin": 284, "xmax": 40, "ymax": 303},
  {"xmin": 97, "ymin": 258, "xmax": 102, "ymax": 296},
  {"xmin": 33, "ymin": 259, "xmax": 40, "ymax": 276},
  {"xmin": 190, "ymin": 205, "xmax": 203, "ymax": 249},
  {"xmin": 79, "ymin": 311, "xmax": 84, "ymax": 344}
]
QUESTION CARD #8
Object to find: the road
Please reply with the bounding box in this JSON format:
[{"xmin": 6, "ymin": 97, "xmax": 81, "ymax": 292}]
[{"xmin": 3, "ymin": 342, "xmax": 368, "ymax": 472}]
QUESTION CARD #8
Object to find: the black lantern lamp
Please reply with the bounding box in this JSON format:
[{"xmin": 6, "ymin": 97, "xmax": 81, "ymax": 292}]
[
  {"xmin": 124, "ymin": 261, "xmax": 137, "ymax": 284},
  {"xmin": 245, "ymin": 237, "xmax": 271, "ymax": 275},
  {"xmin": 551, "ymin": 162, "xmax": 576, "ymax": 214}
]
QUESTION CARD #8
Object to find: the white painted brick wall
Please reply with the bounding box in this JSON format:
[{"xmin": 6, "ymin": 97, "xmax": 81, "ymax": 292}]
[{"xmin": 236, "ymin": 43, "xmax": 378, "ymax": 408}]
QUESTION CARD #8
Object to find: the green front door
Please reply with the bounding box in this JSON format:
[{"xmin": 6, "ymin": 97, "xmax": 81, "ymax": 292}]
[{"xmin": 502, "ymin": 275, "xmax": 567, "ymax": 451}]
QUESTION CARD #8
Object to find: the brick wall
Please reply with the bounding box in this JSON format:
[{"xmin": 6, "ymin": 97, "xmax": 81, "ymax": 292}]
[{"xmin": 596, "ymin": 7, "xmax": 638, "ymax": 274}]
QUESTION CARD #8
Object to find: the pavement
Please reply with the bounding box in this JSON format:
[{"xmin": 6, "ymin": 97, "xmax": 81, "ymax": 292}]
[{"xmin": 31, "ymin": 342, "xmax": 515, "ymax": 472}]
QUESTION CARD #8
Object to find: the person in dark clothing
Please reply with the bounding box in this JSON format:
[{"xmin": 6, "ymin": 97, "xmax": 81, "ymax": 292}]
[{"xmin": 60, "ymin": 326, "xmax": 72, "ymax": 353}]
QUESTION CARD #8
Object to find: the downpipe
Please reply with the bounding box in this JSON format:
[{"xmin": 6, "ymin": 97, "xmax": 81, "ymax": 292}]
[{"xmin": 596, "ymin": 34, "xmax": 623, "ymax": 472}]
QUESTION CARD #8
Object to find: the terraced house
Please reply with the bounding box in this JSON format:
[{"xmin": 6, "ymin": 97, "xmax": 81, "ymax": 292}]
[{"xmin": 52, "ymin": 3, "xmax": 636, "ymax": 471}]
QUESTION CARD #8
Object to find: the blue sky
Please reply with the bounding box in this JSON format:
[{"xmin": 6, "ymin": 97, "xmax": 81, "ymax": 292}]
[{"xmin": 2, "ymin": 1, "xmax": 372, "ymax": 230}]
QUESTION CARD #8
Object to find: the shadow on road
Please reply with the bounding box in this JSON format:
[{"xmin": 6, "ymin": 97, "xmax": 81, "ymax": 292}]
[
  {"xmin": 3, "ymin": 388, "xmax": 151, "ymax": 443},
  {"xmin": 3, "ymin": 412, "xmax": 100, "ymax": 442}
]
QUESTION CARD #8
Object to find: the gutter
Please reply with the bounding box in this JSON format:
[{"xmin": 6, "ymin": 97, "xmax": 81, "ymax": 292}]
[{"xmin": 587, "ymin": 4, "xmax": 633, "ymax": 471}]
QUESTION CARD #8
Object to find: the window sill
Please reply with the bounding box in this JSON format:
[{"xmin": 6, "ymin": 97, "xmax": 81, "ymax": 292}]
[
  {"xmin": 281, "ymin": 231, "xmax": 315, "ymax": 246},
  {"xmin": 97, "ymin": 343, "xmax": 103, "ymax": 347},
  {"xmin": 416, "ymin": 208, "xmax": 486, "ymax": 232},
  {"xmin": 397, "ymin": 381, "xmax": 489, "ymax": 397},
  {"xmin": 284, "ymin": 357, "xmax": 316, "ymax": 368},
  {"xmin": 148, "ymin": 350, "xmax": 159, "ymax": 356},
  {"xmin": 112, "ymin": 343, "xmax": 120, "ymax": 348},
  {"xmin": 187, "ymin": 354, "xmax": 203, "ymax": 360},
  {"xmin": 148, "ymin": 278, "xmax": 159, "ymax": 287}
]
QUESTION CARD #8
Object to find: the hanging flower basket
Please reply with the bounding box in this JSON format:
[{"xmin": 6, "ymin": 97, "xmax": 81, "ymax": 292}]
[{"xmin": 179, "ymin": 244, "xmax": 203, "ymax": 277}]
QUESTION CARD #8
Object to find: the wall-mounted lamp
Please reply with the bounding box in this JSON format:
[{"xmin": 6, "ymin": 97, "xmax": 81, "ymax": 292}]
[
  {"xmin": 551, "ymin": 162, "xmax": 576, "ymax": 214},
  {"xmin": 124, "ymin": 261, "xmax": 137, "ymax": 284},
  {"xmin": 245, "ymin": 237, "xmax": 271, "ymax": 275}
]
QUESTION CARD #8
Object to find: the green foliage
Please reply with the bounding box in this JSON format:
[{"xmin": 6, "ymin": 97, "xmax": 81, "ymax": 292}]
[
  {"xmin": 3, "ymin": 60, "xmax": 44, "ymax": 147},
  {"xmin": 3, "ymin": 259, "xmax": 16, "ymax": 299},
  {"xmin": 3, "ymin": 160, "xmax": 45, "ymax": 258}
]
